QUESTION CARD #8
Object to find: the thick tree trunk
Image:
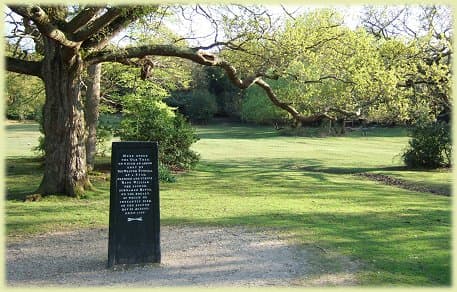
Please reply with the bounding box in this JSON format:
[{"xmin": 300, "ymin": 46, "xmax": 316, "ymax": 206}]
[
  {"xmin": 85, "ymin": 63, "xmax": 102, "ymax": 171},
  {"xmin": 37, "ymin": 39, "xmax": 90, "ymax": 197}
]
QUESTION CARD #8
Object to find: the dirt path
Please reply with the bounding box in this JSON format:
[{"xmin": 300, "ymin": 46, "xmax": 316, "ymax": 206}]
[{"xmin": 6, "ymin": 226, "xmax": 360, "ymax": 287}]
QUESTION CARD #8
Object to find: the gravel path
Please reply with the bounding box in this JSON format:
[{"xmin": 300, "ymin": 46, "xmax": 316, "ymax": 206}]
[{"xmin": 7, "ymin": 226, "xmax": 359, "ymax": 287}]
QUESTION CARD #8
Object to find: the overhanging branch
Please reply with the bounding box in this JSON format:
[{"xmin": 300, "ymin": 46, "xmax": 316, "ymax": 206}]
[
  {"xmin": 84, "ymin": 45, "xmax": 216, "ymax": 66},
  {"xmin": 84, "ymin": 44, "xmax": 357, "ymax": 126},
  {"xmin": 6, "ymin": 57, "xmax": 42, "ymax": 78}
]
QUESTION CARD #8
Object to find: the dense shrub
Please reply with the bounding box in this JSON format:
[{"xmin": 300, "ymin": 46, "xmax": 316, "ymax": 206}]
[
  {"xmin": 95, "ymin": 125, "xmax": 113, "ymax": 157},
  {"xmin": 402, "ymin": 121, "xmax": 451, "ymax": 168},
  {"xmin": 166, "ymin": 90, "xmax": 218, "ymax": 123},
  {"xmin": 119, "ymin": 97, "xmax": 200, "ymax": 170},
  {"xmin": 96, "ymin": 113, "xmax": 121, "ymax": 157},
  {"xmin": 205, "ymin": 66, "xmax": 242, "ymax": 118},
  {"xmin": 187, "ymin": 89, "xmax": 218, "ymax": 123},
  {"xmin": 241, "ymin": 86, "xmax": 288, "ymax": 125}
]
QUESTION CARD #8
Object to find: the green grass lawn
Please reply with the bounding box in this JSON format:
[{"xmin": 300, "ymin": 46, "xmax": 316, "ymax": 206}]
[
  {"xmin": 4, "ymin": 120, "xmax": 41, "ymax": 157},
  {"xmin": 5, "ymin": 121, "xmax": 452, "ymax": 286}
]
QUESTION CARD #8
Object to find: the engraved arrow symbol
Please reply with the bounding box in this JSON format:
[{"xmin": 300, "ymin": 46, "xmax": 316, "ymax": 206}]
[{"xmin": 127, "ymin": 217, "xmax": 143, "ymax": 222}]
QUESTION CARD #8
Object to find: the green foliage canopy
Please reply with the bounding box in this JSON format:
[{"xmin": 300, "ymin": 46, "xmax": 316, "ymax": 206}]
[{"xmin": 222, "ymin": 8, "xmax": 450, "ymax": 125}]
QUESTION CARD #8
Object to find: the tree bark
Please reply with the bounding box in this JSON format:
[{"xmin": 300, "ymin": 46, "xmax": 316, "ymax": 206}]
[
  {"xmin": 37, "ymin": 39, "xmax": 90, "ymax": 197},
  {"xmin": 85, "ymin": 63, "xmax": 102, "ymax": 171}
]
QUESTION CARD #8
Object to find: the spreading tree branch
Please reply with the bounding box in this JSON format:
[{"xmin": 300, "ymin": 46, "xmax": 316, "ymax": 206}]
[
  {"xmin": 64, "ymin": 6, "xmax": 103, "ymax": 33},
  {"xmin": 85, "ymin": 44, "xmax": 359, "ymax": 125},
  {"xmin": 81, "ymin": 7, "xmax": 146, "ymax": 50},
  {"xmin": 84, "ymin": 45, "xmax": 216, "ymax": 66},
  {"xmin": 8, "ymin": 5, "xmax": 80, "ymax": 48},
  {"xmin": 326, "ymin": 107, "xmax": 361, "ymax": 118},
  {"xmin": 6, "ymin": 57, "xmax": 42, "ymax": 78},
  {"xmin": 73, "ymin": 7, "xmax": 123, "ymax": 41},
  {"xmin": 305, "ymin": 33, "xmax": 345, "ymax": 51},
  {"xmin": 303, "ymin": 75, "xmax": 355, "ymax": 85},
  {"xmin": 280, "ymin": 4, "xmax": 297, "ymax": 20}
]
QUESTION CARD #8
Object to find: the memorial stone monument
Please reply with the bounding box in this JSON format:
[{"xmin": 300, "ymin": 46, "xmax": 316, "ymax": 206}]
[{"xmin": 108, "ymin": 141, "xmax": 160, "ymax": 267}]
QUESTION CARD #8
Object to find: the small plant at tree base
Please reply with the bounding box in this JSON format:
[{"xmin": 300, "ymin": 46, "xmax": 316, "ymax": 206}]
[
  {"xmin": 158, "ymin": 163, "xmax": 177, "ymax": 183},
  {"xmin": 402, "ymin": 121, "xmax": 451, "ymax": 169},
  {"xmin": 33, "ymin": 135, "xmax": 45, "ymax": 158}
]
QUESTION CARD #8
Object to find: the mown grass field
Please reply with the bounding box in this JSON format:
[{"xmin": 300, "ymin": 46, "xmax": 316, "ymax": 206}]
[{"xmin": 5, "ymin": 121, "xmax": 452, "ymax": 286}]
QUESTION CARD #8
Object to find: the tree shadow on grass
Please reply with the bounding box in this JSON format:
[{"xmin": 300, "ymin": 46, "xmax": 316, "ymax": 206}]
[
  {"xmin": 195, "ymin": 125, "xmax": 409, "ymax": 140},
  {"xmin": 5, "ymin": 157, "xmax": 110, "ymax": 201},
  {"xmin": 5, "ymin": 157, "xmax": 43, "ymax": 201},
  {"xmin": 299, "ymin": 164, "xmax": 451, "ymax": 196},
  {"xmin": 195, "ymin": 158, "xmax": 446, "ymax": 194},
  {"xmin": 169, "ymin": 159, "xmax": 446, "ymax": 211}
]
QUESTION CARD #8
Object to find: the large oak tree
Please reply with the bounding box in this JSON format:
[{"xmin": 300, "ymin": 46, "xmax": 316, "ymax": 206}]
[{"xmin": 6, "ymin": 6, "xmax": 154, "ymax": 196}]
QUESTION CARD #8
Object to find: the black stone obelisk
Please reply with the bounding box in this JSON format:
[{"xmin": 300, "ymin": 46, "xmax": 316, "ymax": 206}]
[{"xmin": 108, "ymin": 142, "xmax": 160, "ymax": 267}]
